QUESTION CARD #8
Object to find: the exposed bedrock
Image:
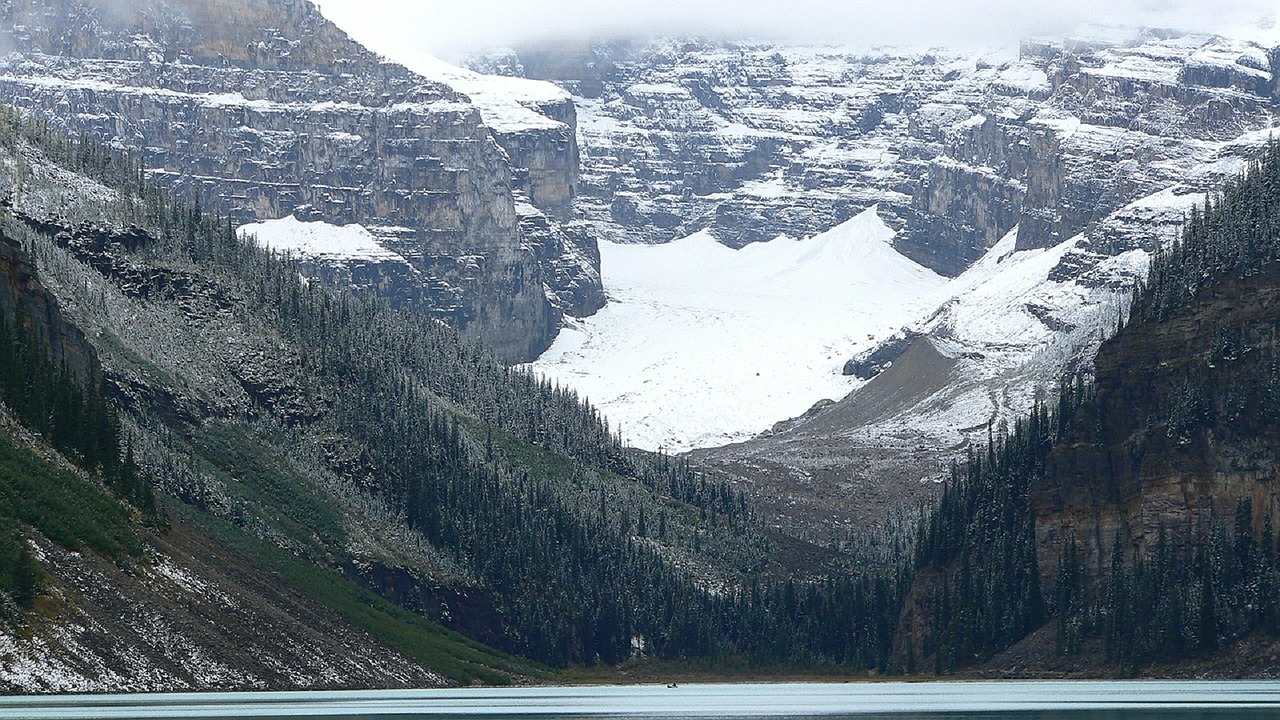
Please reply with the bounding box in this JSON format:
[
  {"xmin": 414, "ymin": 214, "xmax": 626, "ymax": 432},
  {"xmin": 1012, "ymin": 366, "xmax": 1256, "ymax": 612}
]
[{"xmin": 0, "ymin": 0, "xmax": 604, "ymax": 362}]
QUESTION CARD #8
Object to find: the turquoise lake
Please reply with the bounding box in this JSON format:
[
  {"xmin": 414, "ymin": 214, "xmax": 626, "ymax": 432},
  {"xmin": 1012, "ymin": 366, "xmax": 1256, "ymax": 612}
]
[{"xmin": 3, "ymin": 681, "xmax": 1280, "ymax": 719}]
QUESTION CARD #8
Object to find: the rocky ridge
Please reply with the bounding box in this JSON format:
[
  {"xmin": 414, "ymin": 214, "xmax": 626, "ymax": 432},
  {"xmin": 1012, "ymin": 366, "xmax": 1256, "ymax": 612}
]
[{"xmin": 486, "ymin": 31, "xmax": 1278, "ymax": 272}]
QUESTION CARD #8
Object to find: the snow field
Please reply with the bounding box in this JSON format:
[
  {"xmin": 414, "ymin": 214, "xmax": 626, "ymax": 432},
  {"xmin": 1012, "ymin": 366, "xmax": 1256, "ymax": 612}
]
[{"xmin": 528, "ymin": 208, "xmax": 949, "ymax": 451}]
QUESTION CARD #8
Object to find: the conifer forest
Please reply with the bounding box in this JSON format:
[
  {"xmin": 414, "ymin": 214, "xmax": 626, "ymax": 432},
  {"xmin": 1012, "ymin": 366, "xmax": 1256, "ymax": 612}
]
[{"xmin": 3, "ymin": 5, "xmax": 1280, "ymax": 688}]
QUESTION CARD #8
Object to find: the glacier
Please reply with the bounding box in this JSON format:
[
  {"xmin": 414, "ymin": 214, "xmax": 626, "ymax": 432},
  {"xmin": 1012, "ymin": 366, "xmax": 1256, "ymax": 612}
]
[
  {"xmin": 525, "ymin": 182, "xmax": 1212, "ymax": 455},
  {"xmin": 527, "ymin": 207, "xmax": 947, "ymax": 451}
]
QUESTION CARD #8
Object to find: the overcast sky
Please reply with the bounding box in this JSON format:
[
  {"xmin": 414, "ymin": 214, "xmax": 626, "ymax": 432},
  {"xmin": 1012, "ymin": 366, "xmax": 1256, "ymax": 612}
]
[{"xmin": 312, "ymin": 0, "xmax": 1279, "ymax": 61}]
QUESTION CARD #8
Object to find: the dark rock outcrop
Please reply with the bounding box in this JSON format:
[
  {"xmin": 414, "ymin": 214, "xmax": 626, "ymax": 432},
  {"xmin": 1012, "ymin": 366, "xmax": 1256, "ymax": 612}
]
[
  {"xmin": 343, "ymin": 560, "xmax": 512, "ymax": 653},
  {"xmin": 0, "ymin": 225, "xmax": 96, "ymax": 383},
  {"xmin": 1033, "ymin": 264, "xmax": 1280, "ymax": 590},
  {"xmin": 842, "ymin": 328, "xmax": 919, "ymax": 379},
  {"xmin": 899, "ymin": 154, "xmax": 1025, "ymax": 275}
]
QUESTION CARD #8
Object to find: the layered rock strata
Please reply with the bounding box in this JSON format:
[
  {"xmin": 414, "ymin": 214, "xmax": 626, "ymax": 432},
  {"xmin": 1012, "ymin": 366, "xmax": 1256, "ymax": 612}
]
[
  {"xmin": 0, "ymin": 0, "xmax": 604, "ymax": 361},
  {"xmin": 1034, "ymin": 265, "xmax": 1280, "ymax": 588},
  {"xmin": 492, "ymin": 32, "xmax": 1278, "ymax": 280}
]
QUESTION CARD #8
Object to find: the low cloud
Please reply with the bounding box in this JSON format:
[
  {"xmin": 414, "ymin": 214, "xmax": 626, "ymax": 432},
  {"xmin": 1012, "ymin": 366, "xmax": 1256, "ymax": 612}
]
[{"xmin": 314, "ymin": 0, "xmax": 1279, "ymax": 60}]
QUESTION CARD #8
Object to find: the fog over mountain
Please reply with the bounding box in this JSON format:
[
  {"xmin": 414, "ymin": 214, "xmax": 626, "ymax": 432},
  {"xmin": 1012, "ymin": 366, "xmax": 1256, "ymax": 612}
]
[{"xmin": 313, "ymin": 0, "xmax": 1279, "ymax": 58}]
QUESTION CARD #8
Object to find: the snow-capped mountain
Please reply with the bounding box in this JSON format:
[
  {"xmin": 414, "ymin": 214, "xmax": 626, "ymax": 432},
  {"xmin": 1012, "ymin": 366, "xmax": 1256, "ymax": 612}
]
[{"xmin": 484, "ymin": 29, "xmax": 1280, "ymax": 537}]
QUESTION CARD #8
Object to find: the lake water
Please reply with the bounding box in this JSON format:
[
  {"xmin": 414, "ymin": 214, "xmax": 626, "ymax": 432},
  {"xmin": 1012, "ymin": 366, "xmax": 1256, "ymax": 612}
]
[{"xmin": 3, "ymin": 681, "xmax": 1280, "ymax": 719}]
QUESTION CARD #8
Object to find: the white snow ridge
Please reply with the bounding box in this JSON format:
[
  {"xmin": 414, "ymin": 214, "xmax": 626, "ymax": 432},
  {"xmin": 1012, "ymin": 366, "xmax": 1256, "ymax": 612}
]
[
  {"xmin": 238, "ymin": 216, "xmax": 406, "ymax": 263},
  {"xmin": 527, "ymin": 207, "xmax": 948, "ymax": 452}
]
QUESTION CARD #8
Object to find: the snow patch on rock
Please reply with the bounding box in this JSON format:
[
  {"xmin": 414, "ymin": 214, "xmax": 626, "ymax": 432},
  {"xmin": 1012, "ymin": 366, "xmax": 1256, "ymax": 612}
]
[
  {"xmin": 239, "ymin": 216, "xmax": 409, "ymax": 264},
  {"xmin": 388, "ymin": 55, "xmax": 569, "ymax": 134}
]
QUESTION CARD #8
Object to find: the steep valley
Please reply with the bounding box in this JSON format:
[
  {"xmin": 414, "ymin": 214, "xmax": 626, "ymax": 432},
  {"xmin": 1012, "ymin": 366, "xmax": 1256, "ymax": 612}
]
[
  {"xmin": 497, "ymin": 30, "xmax": 1280, "ymax": 544},
  {"xmin": 5, "ymin": 0, "xmax": 1280, "ymax": 690}
]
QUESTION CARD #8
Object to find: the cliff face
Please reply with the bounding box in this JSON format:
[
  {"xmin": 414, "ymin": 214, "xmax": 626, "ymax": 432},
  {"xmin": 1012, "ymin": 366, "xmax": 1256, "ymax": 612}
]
[
  {"xmin": 898, "ymin": 122, "xmax": 1026, "ymax": 275},
  {"xmin": 516, "ymin": 200, "xmax": 604, "ymax": 317},
  {"xmin": 490, "ymin": 32, "xmax": 1278, "ymax": 281},
  {"xmin": 0, "ymin": 0, "xmax": 587, "ymax": 361},
  {"xmin": 0, "ymin": 226, "xmax": 96, "ymax": 383},
  {"xmin": 1012, "ymin": 39, "xmax": 1277, "ymax": 255},
  {"xmin": 1033, "ymin": 264, "xmax": 1280, "ymax": 589},
  {"xmin": 494, "ymin": 96, "xmax": 580, "ymax": 219}
]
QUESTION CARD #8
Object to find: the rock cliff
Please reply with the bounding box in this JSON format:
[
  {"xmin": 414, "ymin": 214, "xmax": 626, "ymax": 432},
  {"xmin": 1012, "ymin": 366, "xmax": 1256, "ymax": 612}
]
[
  {"xmin": 0, "ymin": 219, "xmax": 96, "ymax": 383},
  {"xmin": 1033, "ymin": 263, "xmax": 1280, "ymax": 589},
  {"xmin": 0, "ymin": 0, "xmax": 603, "ymax": 362},
  {"xmin": 490, "ymin": 32, "xmax": 1277, "ymax": 277}
]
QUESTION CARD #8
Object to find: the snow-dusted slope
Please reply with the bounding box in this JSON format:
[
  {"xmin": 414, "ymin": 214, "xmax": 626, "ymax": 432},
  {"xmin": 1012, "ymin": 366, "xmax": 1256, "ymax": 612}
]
[
  {"xmin": 872, "ymin": 184, "xmax": 1216, "ymax": 453},
  {"xmin": 403, "ymin": 56, "xmax": 572, "ymax": 134},
  {"xmin": 527, "ymin": 138, "xmax": 1247, "ymax": 458},
  {"xmin": 236, "ymin": 217, "xmax": 428, "ymax": 305},
  {"xmin": 868, "ymin": 230, "xmax": 1139, "ymax": 450},
  {"xmin": 525, "ymin": 204, "xmax": 1118, "ymax": 454},
  {"xmin": 528, "ymin": 208, "xmax": 947, "ymax": 450},
  {"xmin": 685, "ymin": 147, "xmax": 1252, "ymax": 539}
]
